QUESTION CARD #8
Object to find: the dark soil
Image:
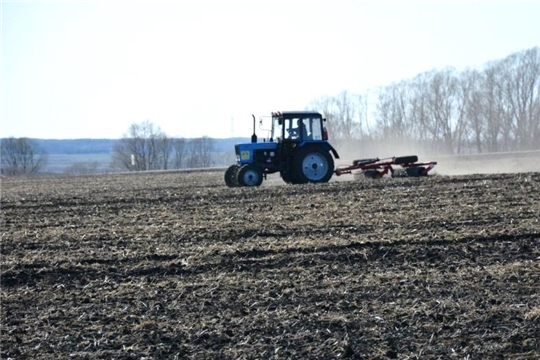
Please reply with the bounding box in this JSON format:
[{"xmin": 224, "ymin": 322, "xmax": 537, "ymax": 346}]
[{"xmin": 2, "ymin": 171, "xmax": 540, "ymax": 359}]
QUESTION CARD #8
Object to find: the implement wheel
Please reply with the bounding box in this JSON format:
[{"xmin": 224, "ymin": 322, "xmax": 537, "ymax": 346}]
[
  {"xmin": 391, "ymin": 168, "xmax": 408, "ymax": 178},
  {"xmin": 394, "ymin": 155, "xmax": 418, "ymax": 165},
  {"xmin": 292, "ymin": 146, "xmax": 334, "ymax": 184},
  {"xmin": 363, "ymin": 169, "xmax": 382, "ymax": 179},
  {"xmin": 237, "ymin": 165, "xmax": 263, "ymax": 187},
  {"xmin": 352, "ymin": 158, "xmax": 379, "ymax": 166},
  {"xmin": 224, "ymin": 165, "xmax": 240, "ymax": 187},
  {"xmin": 406, "ymin": 166, "xmax": 426, "ymax": 177}
]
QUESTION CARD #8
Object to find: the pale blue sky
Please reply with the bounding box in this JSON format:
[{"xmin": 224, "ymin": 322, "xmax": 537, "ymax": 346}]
[{"xmin": 1, "ymin": 1, "xmax": 539, "ymax": 139}]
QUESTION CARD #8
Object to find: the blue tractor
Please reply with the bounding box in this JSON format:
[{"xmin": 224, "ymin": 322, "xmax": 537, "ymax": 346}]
[{"xmin": 225, "ymin": 111, "xmax": 340, "ymax": 187}]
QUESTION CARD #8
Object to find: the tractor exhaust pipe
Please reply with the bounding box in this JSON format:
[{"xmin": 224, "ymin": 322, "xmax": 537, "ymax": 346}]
[{"xmin": 251, "ymin": 114, "xmax": 257, "ymax": 143}]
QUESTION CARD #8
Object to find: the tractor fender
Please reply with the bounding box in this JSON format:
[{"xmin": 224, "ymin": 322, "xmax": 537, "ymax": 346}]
[
  {"xmin": 328, "ymin": 144, "xmax": 340, "ymax": 159},
  {"xmin": 322, "ymin": 142, "xmax": 340, "ymax": 159},
  {"xmin": 299, "ymin": 141, "xmax": 340, "ymax": 159}
]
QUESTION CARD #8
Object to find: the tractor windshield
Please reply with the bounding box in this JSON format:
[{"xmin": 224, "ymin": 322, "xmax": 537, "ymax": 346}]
[{"xmin": 281, "ymin": 117, "xmax": 323, "ymax": 141}]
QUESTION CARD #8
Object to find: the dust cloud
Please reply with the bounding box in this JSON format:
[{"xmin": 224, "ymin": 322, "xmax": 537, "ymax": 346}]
[
  {"xmin": 432, "ymin": 151, "xmax": 540, "ymax": 176},
  {"xmin": 332, "ymin": 140, "xmax": 540, "ymax": 177}
]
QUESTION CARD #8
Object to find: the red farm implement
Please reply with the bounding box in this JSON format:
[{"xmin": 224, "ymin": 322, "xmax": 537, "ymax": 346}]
[{"xmin": 335, "ymin": 155, "xmax": 437, "ymax": 179}]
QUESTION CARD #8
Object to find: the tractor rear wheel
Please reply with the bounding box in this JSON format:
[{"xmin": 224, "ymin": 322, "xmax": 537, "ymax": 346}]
[
  {"xmin": 225, "ymin": 165, "xmax": 240, "ymax": 187},
  {"xmin": 280, "ymin": 171, "xmax": 294, "ymax": 184},
  {"xmin": 292, "ymin": 146, "xmax": 334, "ymax": 184},
  {"xmin": 237, "ymin": 165, "xmax": 263, "ymax": 187}
]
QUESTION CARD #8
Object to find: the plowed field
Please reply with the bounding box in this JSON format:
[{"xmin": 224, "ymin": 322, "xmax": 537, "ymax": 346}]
[{"xmin": 2, "ymin": 170, "xmax": 540, "ymax": 359}]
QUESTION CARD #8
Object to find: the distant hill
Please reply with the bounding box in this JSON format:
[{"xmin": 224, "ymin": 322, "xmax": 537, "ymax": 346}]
[
  {"xmin": 32, "ymin": 137, "xmax": 251, "ymax": 155},
  {"xmin": 34, "ymin": 139, "xmax": 115, "ymax": 155},
  {"xmin": 16, "ymin": 137, "xmax": 251, "ymax": 173}
]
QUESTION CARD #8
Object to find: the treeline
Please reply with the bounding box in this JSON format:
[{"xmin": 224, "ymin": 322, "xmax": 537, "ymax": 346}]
[
  {"xmin": 309, "ymin": 47, "xmax": 540, "ymax": 154},
  {"xmin": 1, "ymin": 129, "xmax": 234, "ymax": 175},
  {"xmin": 1, "ymin": 134, "xmax": 248, "ymax": 176},
  {"xmin": 110, "ymin": 120, "xmax": 225, "ymax": 172}
]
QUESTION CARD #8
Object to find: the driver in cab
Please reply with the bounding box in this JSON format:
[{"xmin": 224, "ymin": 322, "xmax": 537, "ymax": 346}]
[{"xmin": 289, "ymin": 119, "xmax": 310, "ymax": 140}]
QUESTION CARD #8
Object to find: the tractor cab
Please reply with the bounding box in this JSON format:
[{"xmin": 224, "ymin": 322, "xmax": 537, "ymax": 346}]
[{"xmin": 272, "ymin": 111, "xmax": 327, "ymax": 143}]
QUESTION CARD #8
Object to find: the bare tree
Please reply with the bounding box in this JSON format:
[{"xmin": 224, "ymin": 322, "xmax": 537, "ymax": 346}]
[
  {"xmin": 481, "ymin": 62, "xmax": 508, "ymax": 152},
  {"xmin": 1, "ymin": 137, "xmax": 48, "ymax": 176},
  {"xmin": 187, "ymin": 137, "xmax": 215, "ymax": 168},
  {"xmin": 453, "ymin": 70, "xmax": 475, "ymax": 154},
  {"xmin": 171, "ymin": 138, "xmax": 187, "ymax": 169},
  {"xmin": 501, "ymin": 47, "xmax": 540, "ymax": 150},
  {"xmin": 150, "ymin": 133, "xmax": 172, "ymax": 170},
  {"xmin": 307, "ymin": 91, "xmax": 366, "ymax": 143},
  {"xmin": 334, "ymin": 90, "xmax": 365, "ymax": 141},
  {"xmin": 408, "ymin": 73, "xmax": 431, "ymax": 145},
  {"xmin": 375, "ymin": 80, "xmax": 415, "ymax": 141},
  {"xmin": 460, "ymin": 69, "xmax": 486, "ymax": 153},
  {"xmin": 425, "ymin": 68, "xmax": 461, "ymax": 154},
  {"xmin": 111, "ymin": 120, "xmax": 171, "ymax": 171}
]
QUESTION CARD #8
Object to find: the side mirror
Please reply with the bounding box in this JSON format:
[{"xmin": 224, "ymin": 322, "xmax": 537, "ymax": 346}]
[{"xmin": 323, "ymin": 118, "xmax": 327, "ymax": 122}]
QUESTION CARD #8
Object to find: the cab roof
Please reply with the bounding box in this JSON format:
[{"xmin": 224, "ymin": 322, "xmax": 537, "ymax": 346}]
[{"xmin": 271, "ymin": 111, "xmax": 322, "ymax": 118}]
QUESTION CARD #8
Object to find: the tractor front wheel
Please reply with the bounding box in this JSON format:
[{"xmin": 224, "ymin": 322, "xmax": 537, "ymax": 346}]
[
  {"xmin": 292, "ymin": 146, "xmax": 334, "ymax": 184},
  {"xmin": 224, "ymin": 165, "xmax": 240, "ymax": 187},
  {"xmin": 237, "ymin": 165, "xmax": 263, "ymax": 187}
]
